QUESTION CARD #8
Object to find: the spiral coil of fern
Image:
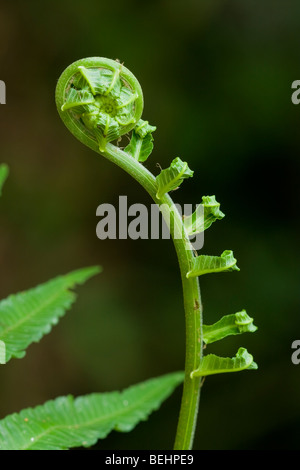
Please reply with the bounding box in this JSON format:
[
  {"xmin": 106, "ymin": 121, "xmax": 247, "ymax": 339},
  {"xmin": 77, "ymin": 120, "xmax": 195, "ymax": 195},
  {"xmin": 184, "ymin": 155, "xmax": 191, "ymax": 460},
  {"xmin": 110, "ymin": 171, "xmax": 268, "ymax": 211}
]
[{"xmin": 56, "ymin": 57, "xmax": 143, "ymax": 152}]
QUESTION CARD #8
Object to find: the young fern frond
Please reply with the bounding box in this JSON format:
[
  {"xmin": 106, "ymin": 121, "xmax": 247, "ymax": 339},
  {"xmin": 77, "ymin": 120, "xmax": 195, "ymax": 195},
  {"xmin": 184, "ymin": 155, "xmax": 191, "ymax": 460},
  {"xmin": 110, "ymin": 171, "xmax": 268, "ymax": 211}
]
[
  {"xmin": 184, "ymin": 195, "xmax": 225, "ymax": 236},
  {"xmin": 186, "ymin": 250, "xmax": 240, "ymax": 278},
  {"xmin": 203, "ymin": 310, "xmax": 257, "ymax": 344},
  {"xmin": 0, "ymin": 372, "xmax": 184, "ymax": 450},
  {"xmin": 56, "ymin": 58, "xmax": 143, "ymax": 153},
  {"xmin": 124, "ymin": 119, "xmax": 156, "ymax": 162},
  {"xmin": 190, "ymin": 348, "xmax": 258, "ymax": 378},
  {"xmin": 55, "ymin": 57, "xmax": 257, "ymax": 450},
  {"xmin": 0, "ymin": 267, "xmax": 101, "ymax": 362},
  {"xmin": 156, "ymin": 157, "xmax": 194, "ymax": 199}
]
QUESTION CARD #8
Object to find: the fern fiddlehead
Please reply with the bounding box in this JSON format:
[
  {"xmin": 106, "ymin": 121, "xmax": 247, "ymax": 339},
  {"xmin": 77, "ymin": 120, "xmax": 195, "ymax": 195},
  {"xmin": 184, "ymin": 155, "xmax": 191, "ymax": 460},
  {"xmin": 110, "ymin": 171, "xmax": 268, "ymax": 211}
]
[
  {"xmin": 56, "ymin": 57, "xmax": 257, "ymax": 450},
  {"xmin": 56, "ymin": 57, "xmax": 143, "ymax": 152}
]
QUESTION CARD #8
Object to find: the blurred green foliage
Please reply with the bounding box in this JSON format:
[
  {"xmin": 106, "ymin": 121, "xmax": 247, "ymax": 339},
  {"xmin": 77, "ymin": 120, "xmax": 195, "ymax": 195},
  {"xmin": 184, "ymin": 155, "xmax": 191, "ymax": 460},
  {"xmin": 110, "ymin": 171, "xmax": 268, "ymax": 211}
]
[{"xmin": 0, "ymin": 0, "xmax": 299, "ymax": 449}]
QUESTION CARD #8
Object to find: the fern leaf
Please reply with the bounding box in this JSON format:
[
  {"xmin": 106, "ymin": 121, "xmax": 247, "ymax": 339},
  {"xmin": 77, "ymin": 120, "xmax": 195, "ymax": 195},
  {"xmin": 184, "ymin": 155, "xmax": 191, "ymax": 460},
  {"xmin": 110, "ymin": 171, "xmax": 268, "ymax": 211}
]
[
  {"xmin": 186, "ymin": 250, "xmax": 239, "ymax": 278},
  {"xmin": 156, "ymin": 157, "xmax": 193, "ymax": 199},
  {"xmin": 61, "ymin": 87, "xmax": 94, "ymax": 113},
  {"xmin": 124, "ymin": 119, "xmax": 156, "ymax": 162},
  {"xmin": 190, "ymin": 348, "xmax": 257, "ymax": 378},
  {"xmin": 203, "ymin": 310, "xmax": 257, "ymax": 344},
  {"xmin": 78, "ymin": 66, "xmax": 121, "ymax": 97},
  {"xmin": 0, "ymin": 266, "xmax": 101, "ymax": 362},
  {"xmin": 0, "ymin": 372, "xmax": 184, "ymax": 450},
  {"xmin": 184, "ymin": 195, "xmax": 225, "ymax": 236}
]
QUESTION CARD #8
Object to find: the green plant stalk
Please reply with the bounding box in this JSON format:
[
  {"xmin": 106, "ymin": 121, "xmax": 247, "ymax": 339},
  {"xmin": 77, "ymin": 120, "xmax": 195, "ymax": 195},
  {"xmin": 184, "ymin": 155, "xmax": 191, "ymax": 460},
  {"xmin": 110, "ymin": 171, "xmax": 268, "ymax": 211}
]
[{"xmin": 102, "ymin": 143, "xmax": 203, "ymax": 450}]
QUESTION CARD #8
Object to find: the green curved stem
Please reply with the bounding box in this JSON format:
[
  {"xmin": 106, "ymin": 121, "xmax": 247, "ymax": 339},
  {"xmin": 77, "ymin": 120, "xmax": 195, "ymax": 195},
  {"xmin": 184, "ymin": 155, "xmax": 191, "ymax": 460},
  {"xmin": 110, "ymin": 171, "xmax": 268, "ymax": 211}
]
[{"xmin": 101, "ymin": 143, "xmax": 203, "ymax": 450}]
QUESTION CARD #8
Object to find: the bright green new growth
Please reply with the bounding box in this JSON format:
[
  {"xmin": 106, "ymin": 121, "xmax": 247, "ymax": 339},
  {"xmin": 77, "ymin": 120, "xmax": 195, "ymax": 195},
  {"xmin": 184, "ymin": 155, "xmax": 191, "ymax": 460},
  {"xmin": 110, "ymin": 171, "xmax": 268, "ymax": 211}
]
[
  {"xmin": 184, "ymin": 195, "xmax": 225, "ymax": 236},
  {"xmin": 156, "ymin": 157, "xmax": 194, "ymax": 199},
  {"xmin": 191, "ymin": 348, "xmax": 258, "ymax": 378},
  {"xmin": 203, "ymin": 310, "xmax": 257, "ymax": 344},
  {"xmin": 0, "ymin": 372, "xmax": 183, "ymax": 450},
  {"xmin": 56, "ymin": 57, "xmax": 257, "ymax": 450},
  {"xmin": 186, "ymin": 250, "xmax": 240, "ymax": 278},
  {"xmin": 124, "ymin": 119, "xmax": 156, "ymax": 162},
  {"xmin": 0, "ymin": 56, "xmax": 258, "ymax": 451},
  {"xmin": 58, "ymin": 58, "xmax": 143, "ymax": 152}
]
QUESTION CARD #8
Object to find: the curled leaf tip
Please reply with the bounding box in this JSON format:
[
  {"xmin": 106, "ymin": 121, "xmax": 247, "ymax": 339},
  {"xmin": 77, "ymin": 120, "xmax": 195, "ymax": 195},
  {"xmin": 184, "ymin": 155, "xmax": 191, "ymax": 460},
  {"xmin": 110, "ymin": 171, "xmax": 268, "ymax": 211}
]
[
  {"xmin": 184, "ymin": 195, "xmax": 225, "ymax": 236},
  {"xmin": 56, "ymin": 57, "xmax": 144, "ymax": 154},
  {"xmin": 203, "ymin": 310, "xmax": 257, "ymax": 344},
  {"xmin": 186, "ymin": 250, "xmax": 239, "ymax": 278},
  {"xmin": 156, "ymin": 157, "xmax": 194, "ymax": 199},
  {"xmin": 135, "ymin": 119, "xmax": 157, "ymax": 138},
  {"xmin": 124, "ymin": 119, "xmax": 157, "ymax": 162},
  {"xmin": 190, "ymin": 347, "xmax": 257, "ymax": 378}
]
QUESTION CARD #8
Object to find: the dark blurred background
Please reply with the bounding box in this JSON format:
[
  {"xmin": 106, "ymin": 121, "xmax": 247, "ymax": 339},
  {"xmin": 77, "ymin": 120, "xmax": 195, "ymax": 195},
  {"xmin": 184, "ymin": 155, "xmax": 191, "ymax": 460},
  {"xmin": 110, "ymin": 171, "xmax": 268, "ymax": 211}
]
[{"xmin": 0, "ymin": 0, "xmax": 299, "ymax": 450}]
